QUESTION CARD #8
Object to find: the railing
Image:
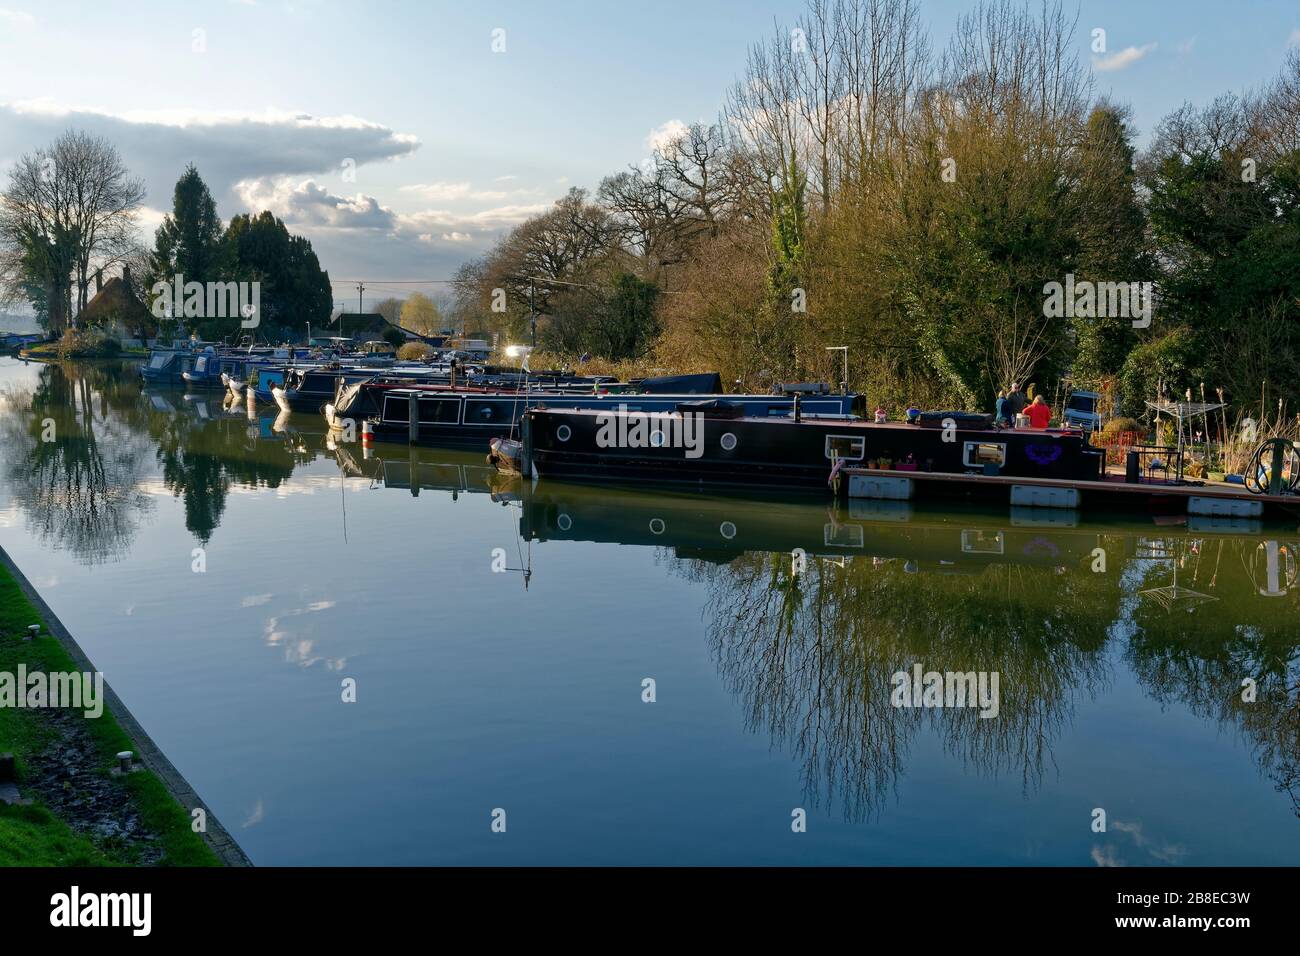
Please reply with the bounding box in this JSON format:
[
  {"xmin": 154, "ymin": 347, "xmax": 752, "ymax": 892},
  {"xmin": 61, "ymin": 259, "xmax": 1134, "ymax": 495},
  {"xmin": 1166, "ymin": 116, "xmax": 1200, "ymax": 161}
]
[{"xmin": 1089, "ymin": 430, "xmax": 1146, "ymax": 466}]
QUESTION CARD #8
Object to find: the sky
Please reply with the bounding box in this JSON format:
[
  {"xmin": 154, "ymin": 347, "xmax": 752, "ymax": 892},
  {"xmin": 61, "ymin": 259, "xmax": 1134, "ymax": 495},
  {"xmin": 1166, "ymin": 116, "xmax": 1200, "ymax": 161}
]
[{"xmin": 0, "ymin": 0, "xmax": 1298, "ymax": 312}]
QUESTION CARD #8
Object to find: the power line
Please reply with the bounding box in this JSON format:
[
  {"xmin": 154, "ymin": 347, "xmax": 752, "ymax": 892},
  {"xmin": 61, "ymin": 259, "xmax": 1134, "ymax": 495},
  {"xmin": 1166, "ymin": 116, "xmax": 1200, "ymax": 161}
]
[{"xmin": 329, "ymin": 278, "xmax": 458, "ymax": 285}]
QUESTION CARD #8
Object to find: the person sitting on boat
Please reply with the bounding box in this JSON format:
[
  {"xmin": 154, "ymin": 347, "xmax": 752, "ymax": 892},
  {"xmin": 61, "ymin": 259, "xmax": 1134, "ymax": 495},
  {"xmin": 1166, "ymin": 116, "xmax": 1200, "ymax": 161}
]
[
  {"xmin": 874, "ymin": 406, "xmax": 887, "ymax": 423},
  {"xmin": 994, "ymin": 391, "xmax": 1011, "ymax": 427},
  {"xmin": 905, "ymin": 404, "xmax": 921, "ymax": 424},
  {"xmin": 1005, "ymin": 382, "xmax": 1027, "ymax": 425},
  {"xmin": 1026, "ymin": 394, "xmax": 1052, "ymax": 429}
]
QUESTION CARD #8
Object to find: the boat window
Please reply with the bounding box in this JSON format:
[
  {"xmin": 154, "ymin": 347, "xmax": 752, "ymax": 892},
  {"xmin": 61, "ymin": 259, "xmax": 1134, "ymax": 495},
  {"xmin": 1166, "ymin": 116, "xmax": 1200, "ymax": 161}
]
[
  {"xmin": 418, "ymin": 397, "xmax": 460, "ymax": 424},
  {"xmin": 963, "ymin": 441, "xmax": 1006, "ymax": 468},
  {"xmin": 194, "ymin": 356, "xmax": 208, "ymax": 372},
  {"xmin": 148, "ymin": 353, "xmax": 170, "ymax": 369},
  {"xmin": 766, "ymin": 406, "xmax": 790, "ymax": 417},
  {"xmin": 463, "ymin": 399, "xmax": 520, "ymax": 425},
  {"xmin": 824, "ymin": 435, "xmax": 865, "ymax": 461},
  {"xmin": 383, "ymin": 395, "xmax": 411, "ymax": 423}
]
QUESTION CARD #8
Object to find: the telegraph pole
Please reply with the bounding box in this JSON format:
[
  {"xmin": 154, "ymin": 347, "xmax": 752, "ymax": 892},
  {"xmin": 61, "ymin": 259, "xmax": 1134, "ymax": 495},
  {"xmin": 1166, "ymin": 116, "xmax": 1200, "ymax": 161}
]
[{"xmin": 353, "ymin": 281, "xmax": 365, "ymax": 342}]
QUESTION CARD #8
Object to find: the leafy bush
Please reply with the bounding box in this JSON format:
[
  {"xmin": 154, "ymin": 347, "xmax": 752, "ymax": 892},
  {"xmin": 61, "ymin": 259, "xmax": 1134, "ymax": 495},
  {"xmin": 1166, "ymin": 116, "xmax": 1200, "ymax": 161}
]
[
  {"xmin": 1103, "ymin": 416, "xmax": 1144, "ymax": 435},
  {"xmin": 54, "ymin": 328, "xmax": 120, "ymax": 359},
  {"xmin": 397, "ymin": 342, "xmax": 433, "ymax": 361}
]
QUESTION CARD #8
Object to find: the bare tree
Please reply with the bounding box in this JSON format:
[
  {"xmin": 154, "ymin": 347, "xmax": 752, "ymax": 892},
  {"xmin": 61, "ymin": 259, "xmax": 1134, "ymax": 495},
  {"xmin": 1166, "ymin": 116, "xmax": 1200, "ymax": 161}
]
[{"xmin": 0, "ymin": 130, "xmax": 144, "ymax": 330}]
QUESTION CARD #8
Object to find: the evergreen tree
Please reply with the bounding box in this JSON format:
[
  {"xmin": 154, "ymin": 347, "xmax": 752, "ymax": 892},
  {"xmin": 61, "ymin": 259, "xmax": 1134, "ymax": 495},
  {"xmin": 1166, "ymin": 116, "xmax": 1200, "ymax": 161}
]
[{"xmin": 150, "ymin": 165, "xmax": 223, "ymax": 287}]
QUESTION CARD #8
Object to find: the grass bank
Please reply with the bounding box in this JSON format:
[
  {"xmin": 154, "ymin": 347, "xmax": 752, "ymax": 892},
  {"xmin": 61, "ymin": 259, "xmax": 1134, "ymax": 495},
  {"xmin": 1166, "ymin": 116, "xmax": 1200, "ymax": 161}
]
[{"xmin": 0, "ymin": 561, "xmax": 219, "ymax": 866}]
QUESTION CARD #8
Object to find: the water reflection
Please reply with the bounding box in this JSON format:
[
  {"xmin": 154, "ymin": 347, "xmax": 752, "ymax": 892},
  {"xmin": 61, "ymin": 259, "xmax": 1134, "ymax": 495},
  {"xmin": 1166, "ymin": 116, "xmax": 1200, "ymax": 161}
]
[
  {"xmin": 520, "ymin": 486, "xmax": 1300, "ymax": 822},
  {"xmin": 0, "ymin": 361, "xmax": 154, "ymax": 563},
  {"xmin": 1, "ymin": 360, "xmax": 1297, "ymax": 834}
]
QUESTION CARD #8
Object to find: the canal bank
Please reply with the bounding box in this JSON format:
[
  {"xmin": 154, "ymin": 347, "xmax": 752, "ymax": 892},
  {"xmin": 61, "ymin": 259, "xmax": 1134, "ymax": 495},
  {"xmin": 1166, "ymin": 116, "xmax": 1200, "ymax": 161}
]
[{"xmin": 0, "ymin": 544, "xmax": 249, "ymax": 866}]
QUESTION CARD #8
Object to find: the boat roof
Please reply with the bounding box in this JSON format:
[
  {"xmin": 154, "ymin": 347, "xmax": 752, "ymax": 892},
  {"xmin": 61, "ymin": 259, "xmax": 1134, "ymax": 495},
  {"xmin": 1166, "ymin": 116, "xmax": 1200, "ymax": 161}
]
[{"xmin": 524, "ymin": 406, "xmax": 1081, "ymax": 434}]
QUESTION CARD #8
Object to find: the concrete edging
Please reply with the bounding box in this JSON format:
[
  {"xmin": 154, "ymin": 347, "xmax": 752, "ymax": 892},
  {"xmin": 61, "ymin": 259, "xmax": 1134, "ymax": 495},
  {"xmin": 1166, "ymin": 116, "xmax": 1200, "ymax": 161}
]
[{"xmin": 0, "ymin": 543, "xmax": 252, "ymax": 867}]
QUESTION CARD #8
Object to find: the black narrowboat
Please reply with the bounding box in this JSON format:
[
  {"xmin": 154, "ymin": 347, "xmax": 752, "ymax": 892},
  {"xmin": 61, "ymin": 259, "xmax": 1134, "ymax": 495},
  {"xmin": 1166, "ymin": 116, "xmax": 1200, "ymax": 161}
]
[
  {"xmin": 334, "ymin": 386, "xmax": 866, "ymax": 448},
  {"xmin": 519, "ymin": 405, "xmax": 1103, "ymax": 490}
]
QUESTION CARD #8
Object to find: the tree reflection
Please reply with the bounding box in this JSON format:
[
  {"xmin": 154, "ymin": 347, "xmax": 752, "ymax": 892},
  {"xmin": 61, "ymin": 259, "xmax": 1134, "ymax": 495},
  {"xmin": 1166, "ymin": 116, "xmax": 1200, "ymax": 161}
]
[
  {"xmin": 0, "ymin": 361, "xmax": 153, "ymax": 564},
  {"xmin": 677, "ymin": 530, "xmax": 1118, "ymax": 821},
  {"xmin": 1123, "ymin": 535, "xmax": 1300, "ymax": 816}
]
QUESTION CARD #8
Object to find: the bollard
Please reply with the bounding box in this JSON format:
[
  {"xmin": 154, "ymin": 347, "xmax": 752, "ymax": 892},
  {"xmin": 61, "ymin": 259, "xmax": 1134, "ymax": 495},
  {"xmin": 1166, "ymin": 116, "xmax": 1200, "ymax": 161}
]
[
  {"xmin": 25, "ymin": 624, "xmax": 39, "ymax": 641},
  {"xmin": 117, "ymin": 751, "xmax": 134, "ymax": 773}
]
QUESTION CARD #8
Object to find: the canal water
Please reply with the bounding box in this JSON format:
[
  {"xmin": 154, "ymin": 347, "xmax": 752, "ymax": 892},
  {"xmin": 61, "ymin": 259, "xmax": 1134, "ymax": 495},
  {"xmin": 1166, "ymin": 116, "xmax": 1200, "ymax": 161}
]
[{"xmin": 0, "ymin": 358, "xmax": 1296, "ymax": 865}]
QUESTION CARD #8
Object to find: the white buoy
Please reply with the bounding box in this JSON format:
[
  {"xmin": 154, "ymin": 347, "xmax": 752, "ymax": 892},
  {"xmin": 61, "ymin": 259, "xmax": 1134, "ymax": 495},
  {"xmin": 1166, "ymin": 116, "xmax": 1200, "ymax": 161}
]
[
  {"xmin": 271, "ymin": 385, "xmax": 290, "ymax": 413},
  {"xmin": 323, "ymin": 403, "xmax": 337, "ymax": 428}
]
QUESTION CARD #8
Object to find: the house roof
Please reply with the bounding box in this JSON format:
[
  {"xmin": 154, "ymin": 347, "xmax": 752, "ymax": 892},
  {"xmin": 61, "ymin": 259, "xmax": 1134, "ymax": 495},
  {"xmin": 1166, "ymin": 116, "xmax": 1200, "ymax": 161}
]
[{"xmin": 77, "ymin": 276, "xmax": 154, "ymax": 326}]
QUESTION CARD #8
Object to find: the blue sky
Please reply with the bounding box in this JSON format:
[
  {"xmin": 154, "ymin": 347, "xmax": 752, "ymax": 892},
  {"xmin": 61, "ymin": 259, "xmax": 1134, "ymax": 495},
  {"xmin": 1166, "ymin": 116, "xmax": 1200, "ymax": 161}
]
[{"xmin": 1, "ymin": 0, "xmax": 1298, "ymax": 310}]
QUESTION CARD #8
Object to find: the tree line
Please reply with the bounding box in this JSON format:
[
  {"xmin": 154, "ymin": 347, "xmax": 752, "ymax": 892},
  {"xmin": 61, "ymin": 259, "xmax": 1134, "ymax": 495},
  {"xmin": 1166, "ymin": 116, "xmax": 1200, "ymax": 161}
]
[
  {"xmin": 0, "ymin": 140, "xmax": 332, "ymax": 342},
  {"xmin": 452, "ymin": 0, "xmax": 1300, "ymax": 417}
]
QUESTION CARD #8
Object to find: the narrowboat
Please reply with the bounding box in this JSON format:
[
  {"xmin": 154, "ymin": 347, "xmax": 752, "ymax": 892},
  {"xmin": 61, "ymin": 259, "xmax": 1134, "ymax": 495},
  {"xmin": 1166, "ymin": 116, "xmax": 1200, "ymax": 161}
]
[
  {"xmin": 140, "ymin": 346, "xmax": 198, "ymax": 385},
  {"xmin": 517, "ymin": 404, "xmax": 1103, "ymax": 490},
  {"xmin": 180, "ymin": 347, "xmax": 278, "ymax": 389},
  {"xmin": 329, "ymin": 383, "xmax": 865, "ymax": 448}
]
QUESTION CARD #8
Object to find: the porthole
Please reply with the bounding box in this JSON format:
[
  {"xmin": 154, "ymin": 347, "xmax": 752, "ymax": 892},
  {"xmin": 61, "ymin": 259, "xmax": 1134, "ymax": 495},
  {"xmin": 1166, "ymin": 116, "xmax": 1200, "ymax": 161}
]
[
  {"xmin": 719, "ymin": 521, "xmax": 737, "ymax": 540},
  {"xmin": 720, "ymin": 432, "xmax": 737, "ymax": 451},
  {"xmin": 557, "ymin": 512, "xmax": 572, "ymax": 531},
  {"xmin": 556, "ymin": 424, "xmax": 572, "ymax": 442},
  {"xmin": 649, "ymin": 518, "xmax": 666, "ymax": 535},
  {"xmin": 649, "ymin": 429, "xmax": 666, "ymax": 447}
]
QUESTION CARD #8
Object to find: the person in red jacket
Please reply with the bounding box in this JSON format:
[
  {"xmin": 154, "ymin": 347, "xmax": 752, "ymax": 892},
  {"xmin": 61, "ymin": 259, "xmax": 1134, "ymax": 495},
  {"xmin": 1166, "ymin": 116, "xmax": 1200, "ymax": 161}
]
[{"xmin": 1026, "ymin": 394, "xmax": 1052, "ymax": 428}]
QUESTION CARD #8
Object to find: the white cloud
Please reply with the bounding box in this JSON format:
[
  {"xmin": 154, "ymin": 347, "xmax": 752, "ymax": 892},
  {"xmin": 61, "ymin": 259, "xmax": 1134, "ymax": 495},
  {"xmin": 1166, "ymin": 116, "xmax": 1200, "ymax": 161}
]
[
  {"xmin": 441, "ymin": 232, "xmax": 472, "ymax": 242},
  {"xmin": 0, "ymin": 101, "xmax": 420, "ymax": 215},
  {"xmin": 401, "ymin": 181, "xmax": 472, "ymax": 200},
  {"xmin": 400, "ymin": 181, "xmax": 517, "ymax": 202},
  {"xmin": 645, "ymin": 118, "xmax": 688, "ymax": 153},
  {"xmin": 1092, "ymin": 42, "xmax": 1156, "ymax": 72},
  {"xmin": 0, "ymin": 8, "xmax": 34, "ymax": 28},
  {"xmin": 240, "ymin": 176, "xmax": 548, "ymax": 238},
  {"xmin": 234, "ymin": 177, "xmax": 398, "ymax": 230}
]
